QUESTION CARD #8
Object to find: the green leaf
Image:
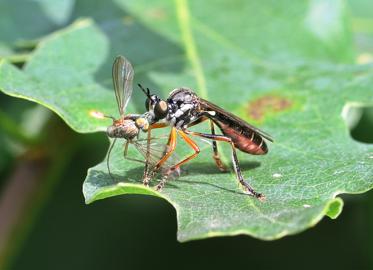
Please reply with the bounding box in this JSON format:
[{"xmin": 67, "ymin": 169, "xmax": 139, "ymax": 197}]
[
  {"xmin": 0, "ymin": 19, "xmax": 110, "ymax": 132},
  {"xmin": 0, "ymin": 1, "xmax": 372, "ymax": 242},
  {"xmin": 0, "ymin": 0, "xmax": 74, "ymax": 58}
]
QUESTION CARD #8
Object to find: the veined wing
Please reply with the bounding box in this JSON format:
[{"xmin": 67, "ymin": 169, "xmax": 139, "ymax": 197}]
[
  {"xmin": 132, "ymin": 138, "xmax": 180, "ymax": 172},
  {"xmin": 199, "ymin": 98, "xmax": 273, "ymax": 142},
  {"xmin": 112, "ymin": 55, "xmax": 134, "ymax": 116}
]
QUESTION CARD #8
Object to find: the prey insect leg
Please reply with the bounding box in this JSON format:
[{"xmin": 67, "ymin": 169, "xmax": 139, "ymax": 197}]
[
  {"xmin": 210, "ymin": 120, "xmax": 228, "ymax": 172},
  {"xmin": 183, "ymin": 130, "xmax": 265, "ymax": 200},
  {"xmin": 123, "ymin": 140, "xmax": 146, "ymax": 164}
]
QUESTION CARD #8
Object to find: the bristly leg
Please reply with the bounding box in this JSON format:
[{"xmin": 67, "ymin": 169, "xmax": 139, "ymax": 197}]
[
  {"xmin": 230, "ymin": 144, "xmax": 265, "ymax": 201},
  {"xmin": 146, "ymin": 127, "xmax": 177, "ymax": 191},
  {"xmin": 155, "ymin": 175, "xmax": 167, "ymax": 191},
  {"xmin": 154, "ymin": 129, "xmax": 200, "ymax": 191},
  {"xmin": 141, "ymin": 122, "xmax": 170, "ymax": 187},
  {"xmin": 210, "ymin": 120, "xmax": 228, "ymax": 172},
  {"xmin": 183, "ymin": 129, "xmax": 265, "ymax": 201},
  {"xmin": 155, "ymin": 165, "xmax": 182, "ymax": 191},
  {"xmin": 142, "ymin": 128, "xmax": 152, "ymax": 187}
]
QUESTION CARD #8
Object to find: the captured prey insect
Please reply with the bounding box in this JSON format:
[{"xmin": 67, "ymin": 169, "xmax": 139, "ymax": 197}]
[
  {"xmin": 102, "ymin": 55, "xmax": 178, "ymax": 184},
  {"xmin": 139, "ymin": 86, "xmax": 273, "ymax": 200}
]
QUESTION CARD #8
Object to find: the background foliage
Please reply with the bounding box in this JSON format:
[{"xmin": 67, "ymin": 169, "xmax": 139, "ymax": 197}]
[{"xmin": 0, "ymin": 0, "xmax": 372, "ymax": 269}]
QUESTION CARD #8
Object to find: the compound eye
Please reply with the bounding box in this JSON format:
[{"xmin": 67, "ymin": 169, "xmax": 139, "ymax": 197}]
[
  {"xmin": 154, "ymin": 100, "xmax": 168, "ymax": 119},
  {"xmin": 145, "ymin": 98, "xmax": 151, "ymax": 111}
]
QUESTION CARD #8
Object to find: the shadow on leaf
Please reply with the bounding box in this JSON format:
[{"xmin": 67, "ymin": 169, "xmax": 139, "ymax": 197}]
[{"xmin": 89, "ymin": 160, "xmax": 261, "ymax": 197}]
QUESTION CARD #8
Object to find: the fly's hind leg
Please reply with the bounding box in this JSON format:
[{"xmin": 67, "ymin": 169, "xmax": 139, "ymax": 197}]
[
  {"xmin": 210, "ymin": 120, "xmax": 228, "ymax": 172},
  {"xmin": 187, "ymin": 117, "xmax": 227, "ymax": 172},
  {"xmin": 183, "ymin": 130, "xmax": 265, "ymax": 201},
  {"xmin": 151, "ymin": 127, "xmax": 177, "ymax": 191}
]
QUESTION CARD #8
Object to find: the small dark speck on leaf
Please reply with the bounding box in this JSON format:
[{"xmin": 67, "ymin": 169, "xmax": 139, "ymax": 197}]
[{"xmin": 247, "ymin": 95, "xmax": 292, "ymax": 120}]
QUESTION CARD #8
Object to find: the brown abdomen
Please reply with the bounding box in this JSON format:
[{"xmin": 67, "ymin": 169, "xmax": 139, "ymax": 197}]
[{"xmin": 214, "ymin": 120, "xmax": 267, "ymax": 155}]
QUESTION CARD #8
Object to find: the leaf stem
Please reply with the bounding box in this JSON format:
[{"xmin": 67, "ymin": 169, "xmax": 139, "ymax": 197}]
[{"xmin": 175, "ymin": 0, "xmax": 208, "ymax": 99}]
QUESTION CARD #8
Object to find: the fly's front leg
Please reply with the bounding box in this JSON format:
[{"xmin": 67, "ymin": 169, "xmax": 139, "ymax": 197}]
[
  {"xmin": 184, "ymin": 130, "xmax": 265, "ymax": 201},
  {"xmin": 210, "ymin": 120, "xmax": 228, "ymax": 172},
  {"xmin": 142, "ymin": 122, "xmax": 170, "ymax": 187},
  {"xmin": 151, "ymin": 127, "xmax": 177, "ymax": 191},
  {"xmin": 142, "ymin": 130, "xmax": 152, "ymax": 187},
  {"xmin": 155, "ymin": 130, "xmax": 201, "ymax": 191}
]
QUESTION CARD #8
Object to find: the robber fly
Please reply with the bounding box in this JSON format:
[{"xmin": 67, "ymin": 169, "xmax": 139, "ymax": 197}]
[
  {"xmin": 101, "ymin": 55, "xmax": 177, "ymax": 185},
  {"xmin": 138, "ymin": 86, "xmax": 273, "ymax": 200}
]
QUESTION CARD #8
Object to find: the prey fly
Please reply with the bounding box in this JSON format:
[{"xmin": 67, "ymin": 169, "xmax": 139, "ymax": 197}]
[{"xmin": 100, "ymin": 55, "xmax": 178, "ymax": 185}]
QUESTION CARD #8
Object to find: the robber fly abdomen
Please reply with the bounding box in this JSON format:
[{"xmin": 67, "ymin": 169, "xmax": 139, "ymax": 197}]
[
  {"xmin": 198, "ymin": 100, "xmax": 271, "ymax": 155},
  {"xmin": 208, "ymin": 117, "xmax": 267, "ymax": 154}
]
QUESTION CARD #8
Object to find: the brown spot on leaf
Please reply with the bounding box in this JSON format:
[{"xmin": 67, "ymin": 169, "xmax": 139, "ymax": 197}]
[
  {"xmin": 247, "ymin": 95, "xmax": 292, "ymax": 120},
  {"xmin": 146, "ymin": 8, "xmax": 167, "ymax": 20},
  {"xmin": 122, "ymin": 16, "xmax": 134, "ymax": 25}
]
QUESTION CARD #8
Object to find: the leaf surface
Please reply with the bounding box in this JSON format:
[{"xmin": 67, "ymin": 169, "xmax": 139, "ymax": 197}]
[{"xmin": 0, "ymin": 0, "xmax": 372, "ymax": 242}]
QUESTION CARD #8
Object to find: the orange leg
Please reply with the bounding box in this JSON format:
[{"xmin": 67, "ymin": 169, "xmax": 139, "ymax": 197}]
[
  {"xmin": 210, "ymin": 120, "xmax": 228, "ymax": 172},
  {"xmin": 155, "ymin": 130, "xmax": 200, "ymax": 191},
  {"xmin": 171, "ymin": 130, "xmax": 200, "ymax": 170},
  {"xmin": 187, "ymin": 117, "xmax": 227, "ymax": 172},
  {"xmin": 150, "ymin": 122, "xmax": 168, "ymax": 129},
  {"xmin": 150, "ymin": 128, "xmax": 177, "ymax": 191},
  {"xmin": 143, "ymin": 122, "xmax": 169, "ymax": 185},
  {"xmin": 153, "ymin": 127, "xmax": 177, "ymax": 172}
]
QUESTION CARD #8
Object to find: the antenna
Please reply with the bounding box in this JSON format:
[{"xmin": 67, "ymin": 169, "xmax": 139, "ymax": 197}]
[{"xmin": 138, "ymin": 84, "xmax": 151, "ymax": 99}]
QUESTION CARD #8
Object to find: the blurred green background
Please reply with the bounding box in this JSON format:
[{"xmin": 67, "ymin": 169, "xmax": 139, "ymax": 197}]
[{"xmin": 0, "ymin": 0, "xmax": 372, "ymax": 269}]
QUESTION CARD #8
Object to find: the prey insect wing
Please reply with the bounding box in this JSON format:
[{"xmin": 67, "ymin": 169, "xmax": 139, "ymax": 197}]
[
  {"xmin": 198, "ymin": 98, "xmax": 273, "ymax": 142},
  {"xmin": 112, "ymin": 55, "xmax": 134, "ymax": 116},
  {"xmin": 133, "ymin": 137, "xmax": 180, "ymax": 172}
]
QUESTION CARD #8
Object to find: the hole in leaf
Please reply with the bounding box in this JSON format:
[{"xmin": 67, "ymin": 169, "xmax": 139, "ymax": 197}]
[
  {"xmin": 342, "ymin": 104, "xmax": 373, "ymax": 143},
  {"xmin": 325, "ymin": 197, "xmax": 343, "ymax": 219}
]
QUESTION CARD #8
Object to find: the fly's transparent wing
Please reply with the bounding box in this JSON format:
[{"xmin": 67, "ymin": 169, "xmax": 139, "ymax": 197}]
[
  {"xmin": 133, "ymin": 138, "xmax": 180, "ymax": 172},
  {"xmin": 112, "ymin": 55, "xmax": 134, "ymax": 116}
]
